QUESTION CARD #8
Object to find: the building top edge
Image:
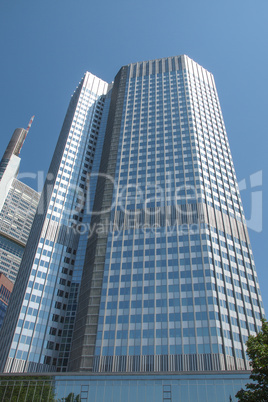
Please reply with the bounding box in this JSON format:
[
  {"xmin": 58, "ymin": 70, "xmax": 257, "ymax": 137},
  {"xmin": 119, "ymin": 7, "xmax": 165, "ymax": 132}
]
[
  {"xmin": 125, "ymin": 54, "xmax": 188, "ymax": 67},
  {"xmin": 83, "ymin": 71, "xmax": 109, "ymax": 86},
  {"xmin": 81, "ymin": 54, "xmax": 213, "ymax": 89},
  {"xmin": 12, "ymin": 178, "xmax": 41, "ymax": 197}
]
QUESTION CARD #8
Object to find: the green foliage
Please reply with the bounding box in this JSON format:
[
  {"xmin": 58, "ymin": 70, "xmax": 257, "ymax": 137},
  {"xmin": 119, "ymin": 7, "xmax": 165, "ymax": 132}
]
[
  {"xmin": 64, "ymin": 392, "xmax": 81, "ymax": 402},
  {"xmin": 0, "ymin": 375, "xmax": 55, "ymax": 401},
  {"xmin": 236, "ymin": 319, "xmax": 268, "ymax": 401}
]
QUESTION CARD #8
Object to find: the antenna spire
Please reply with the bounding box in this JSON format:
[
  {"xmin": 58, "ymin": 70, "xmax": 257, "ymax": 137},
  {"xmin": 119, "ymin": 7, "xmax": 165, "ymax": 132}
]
[{"xmin": 25, "ymin": 115, "xmax": 35, "ymax": 134}]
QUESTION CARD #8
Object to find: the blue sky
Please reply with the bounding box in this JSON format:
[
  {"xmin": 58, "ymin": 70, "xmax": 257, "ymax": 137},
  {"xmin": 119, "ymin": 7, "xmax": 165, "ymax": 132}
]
[{"xmin": 1, "ymin": 0, "xmax": 268, "ymax": 312}]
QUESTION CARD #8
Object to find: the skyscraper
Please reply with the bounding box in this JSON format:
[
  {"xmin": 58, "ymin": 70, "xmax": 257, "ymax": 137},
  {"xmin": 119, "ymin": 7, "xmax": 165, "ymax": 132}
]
[
  {"xmin": 0, "ymin": 56, "xmax": 265, "ymax": 379},
  {"xmin": 69, "ymin": 56, "xmax": 265, "ymax": 374},
  {"xmin": 0, "ymin": 273, "xmax": 13, "ymax": 329},
  {"xmin": 0, "ymin": 122, "xmax": 40, "ymax": 284},
  {"xmin": 0, "ymin": 122, "xmax": 40, "ymax": 330},
  {"xmin": 0, "ymin": 72, "xmax": 109, "ymax": 373}
]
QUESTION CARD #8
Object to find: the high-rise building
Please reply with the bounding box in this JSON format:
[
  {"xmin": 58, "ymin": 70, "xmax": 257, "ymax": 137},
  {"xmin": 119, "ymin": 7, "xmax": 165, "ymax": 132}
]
[
  {"xmin": 0, "ymin": 122, "xmax": 40, "ymax": 329},
  {"xmin": 69, "ymin": 56, "xmax": 265, "ymax": 374},
  {"xmin": 0, "ymin": 273, "xmax": 13, "ymax": 329},
  {"xmin": 0, "ymin": 122, "xmax": 40, "ymax": 284},
  {"xmin": 0, "ymin": 56, "xmax": 265, "ymax": 385},
  {"xmin": 0, "ymin": 73, "xmax": 109, "ymax": 373}
]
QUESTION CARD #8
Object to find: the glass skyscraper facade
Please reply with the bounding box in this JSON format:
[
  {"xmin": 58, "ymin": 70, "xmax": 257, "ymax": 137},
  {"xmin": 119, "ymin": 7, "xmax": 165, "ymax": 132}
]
[
  {"xmin": 0, "ymin": 73, "xmax": 108, "ymax": 373},
  {"xmin": 0, "ymin": 372, "xmax": 254, "ymax": 402},
  {"xmin": 0, "ymin": 56, "xmax": 265, "ymax": 380},
  {"xmin": 69, "ymin": 56, "xmax": 265, "ymax": 374}
]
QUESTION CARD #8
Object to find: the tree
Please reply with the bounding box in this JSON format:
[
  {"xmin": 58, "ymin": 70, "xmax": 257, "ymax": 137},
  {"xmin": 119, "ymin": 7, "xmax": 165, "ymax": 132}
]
[
  {"xmin": 236, "ymin": 318, "xmax": 268, "ymax": 401},
  {"xmin": 0, "ymin": 375, "xmax": 55, "ymax": 401},
  {"xmin": 64, "ymin": 392, "xmax": 81, "ymax": 402}
]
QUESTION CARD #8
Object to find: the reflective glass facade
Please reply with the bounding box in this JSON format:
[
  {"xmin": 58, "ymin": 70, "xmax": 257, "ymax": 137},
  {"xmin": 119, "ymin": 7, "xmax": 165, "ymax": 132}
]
[
  {"xmin": 0, "ymin": 73, "xmax": 108, "ymax": 373},
  {"xmin": 70, "ymin": 56, "xmax": 265, "ymax": 373},
  {"xmin": 0, "ymin": 372, "xmax": 253, "ymax": 402},
  {"xmin": 0, "ymin": 56, "xmax": 265, "ymax": 377},
  {"xmin": 0, "ymin": 299, "xmax": 8, "ymax": 329}
]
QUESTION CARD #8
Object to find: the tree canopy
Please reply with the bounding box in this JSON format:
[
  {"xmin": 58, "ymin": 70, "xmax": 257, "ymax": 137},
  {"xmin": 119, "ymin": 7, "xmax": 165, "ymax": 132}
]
[{"xmin": 236, "ymin": 318, "xmax": 268, "ymax": 401}]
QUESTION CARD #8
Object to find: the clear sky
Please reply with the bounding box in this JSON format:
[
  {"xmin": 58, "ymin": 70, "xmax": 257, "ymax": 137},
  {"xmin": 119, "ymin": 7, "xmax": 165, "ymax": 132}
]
[{"xmin": 1, "ymin": 0, "xmax": 268, "ymax": 313}]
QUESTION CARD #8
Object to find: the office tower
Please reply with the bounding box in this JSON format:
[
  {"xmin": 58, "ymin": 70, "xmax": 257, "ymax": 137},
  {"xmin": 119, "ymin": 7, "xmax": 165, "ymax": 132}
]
[
  {"xmin": 0, "ymin": 122, "xmax": 40, "ymax": 283},
  {"xmin": 0, "ymin": 72, "xmax": 109, "ymax": 373},
  {"xmin": 0, "ymin": 125, "xmax": 30, "ymax": 182},
  {"xmin": 0, "ymin": 273, "xmax": 13, "ymax": 329},
  {"xmin": 0, "ymin": 179, "xmax": 40, "ymax": 283},
  {"xmin": 69, "ymin": 56, "xmax": 265, "ymax": 373},
  {"xmin": 0, "ymin": 56, "xmax": 265, "ymax": 379},
  {"xmin": 0, "ymin": 122, "xmax": 40, "ymax": 329}
]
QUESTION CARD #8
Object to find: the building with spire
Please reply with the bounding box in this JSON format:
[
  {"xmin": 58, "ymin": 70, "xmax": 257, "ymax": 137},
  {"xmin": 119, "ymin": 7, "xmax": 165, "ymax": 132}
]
[
  {"xmin": 0, "ymin": 120, "xmax": 40, "ymax": 329},
  {"xmin": 0, "ymin": 118, "xmax": 40, "ymax": 283}
]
